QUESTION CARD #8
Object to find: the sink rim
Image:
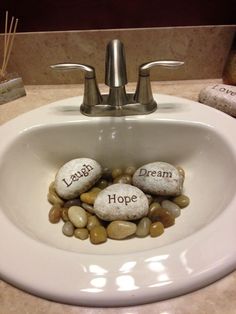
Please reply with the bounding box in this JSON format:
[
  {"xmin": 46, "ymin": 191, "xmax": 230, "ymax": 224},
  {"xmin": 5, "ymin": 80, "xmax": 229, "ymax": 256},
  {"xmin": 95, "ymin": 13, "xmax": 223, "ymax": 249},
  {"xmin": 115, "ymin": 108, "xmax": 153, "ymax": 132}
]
[{"xmin": 0, "ymin": 94, "xmax": 236, "ymax": 306}]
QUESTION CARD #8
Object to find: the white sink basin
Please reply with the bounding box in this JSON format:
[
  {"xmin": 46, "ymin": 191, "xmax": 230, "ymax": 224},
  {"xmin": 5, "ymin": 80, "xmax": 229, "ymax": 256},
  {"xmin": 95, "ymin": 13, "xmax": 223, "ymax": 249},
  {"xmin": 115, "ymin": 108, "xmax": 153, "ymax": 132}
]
[{"xmin": 0, "ymin": 94, "xmax": 235, "ymax": 306}]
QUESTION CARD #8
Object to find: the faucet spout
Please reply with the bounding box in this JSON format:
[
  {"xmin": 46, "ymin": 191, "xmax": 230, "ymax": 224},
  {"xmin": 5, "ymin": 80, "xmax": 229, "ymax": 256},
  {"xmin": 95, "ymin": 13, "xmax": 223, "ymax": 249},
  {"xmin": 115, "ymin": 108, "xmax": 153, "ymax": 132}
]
[
  {"xmin": 105, "ymin": 39, "xmax": 128, "ymax": 107},
  {"xmin": 105, "ymin": 39, "xmax": 128, "ymax": 87}
]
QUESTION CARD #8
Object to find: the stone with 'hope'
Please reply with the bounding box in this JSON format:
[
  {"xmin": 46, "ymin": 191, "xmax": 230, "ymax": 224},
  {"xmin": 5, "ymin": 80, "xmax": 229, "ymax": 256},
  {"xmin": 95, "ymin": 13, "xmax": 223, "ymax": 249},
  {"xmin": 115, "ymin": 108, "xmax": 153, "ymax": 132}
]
[
  {"xmin": 94, "ymin": 183, "xmax": 149, "ymax": 221},
  {"xmin": 132, "ymin": 162, "xmax": 183, "ymax": 196},
  {"xmin": 55, "ymin": 158, "xmax": 102, "ymax": 200}
]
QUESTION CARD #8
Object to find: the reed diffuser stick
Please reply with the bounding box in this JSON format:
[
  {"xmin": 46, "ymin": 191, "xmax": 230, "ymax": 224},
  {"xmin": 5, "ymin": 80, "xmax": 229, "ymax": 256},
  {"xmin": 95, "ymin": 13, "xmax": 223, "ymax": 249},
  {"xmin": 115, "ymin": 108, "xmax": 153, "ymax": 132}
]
[{"xmin": 0, "ymin": 11, "xmax": 18, "ymax": 80}]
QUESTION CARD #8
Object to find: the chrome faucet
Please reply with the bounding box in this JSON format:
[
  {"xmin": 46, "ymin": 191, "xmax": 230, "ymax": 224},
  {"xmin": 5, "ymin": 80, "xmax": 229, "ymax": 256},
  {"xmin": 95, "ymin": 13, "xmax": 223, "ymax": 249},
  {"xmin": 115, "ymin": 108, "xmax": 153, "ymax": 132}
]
[{"xmin": 51, "ymin": 39, "xmax": 183, "ymax": 116}]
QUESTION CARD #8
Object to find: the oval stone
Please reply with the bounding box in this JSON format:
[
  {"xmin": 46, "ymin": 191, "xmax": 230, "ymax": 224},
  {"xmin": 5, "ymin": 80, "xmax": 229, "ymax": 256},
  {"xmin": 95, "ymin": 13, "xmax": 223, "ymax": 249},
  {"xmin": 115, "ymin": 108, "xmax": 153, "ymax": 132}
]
[
  {"xmin": 94, "ymin": 183, "xmax": 149, "ymax": 221},
  {"xmin": 132, "ymin": 162, "xmax": 183, "ymax": 196},
  {"xmin": 55, "ymin": 158, "xmax": 102, "ymax": 200},
  {"xmin": 107, "ymin": 221, "xmax": 137, "ymax": 239}
]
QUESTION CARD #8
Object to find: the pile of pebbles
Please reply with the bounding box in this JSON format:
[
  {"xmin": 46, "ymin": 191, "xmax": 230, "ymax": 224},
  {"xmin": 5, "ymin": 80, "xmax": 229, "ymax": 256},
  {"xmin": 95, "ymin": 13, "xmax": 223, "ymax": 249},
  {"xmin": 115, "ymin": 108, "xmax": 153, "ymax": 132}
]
[{"xmin": 47, "ymin": 158, "xmax": 190, "ymax": 245}]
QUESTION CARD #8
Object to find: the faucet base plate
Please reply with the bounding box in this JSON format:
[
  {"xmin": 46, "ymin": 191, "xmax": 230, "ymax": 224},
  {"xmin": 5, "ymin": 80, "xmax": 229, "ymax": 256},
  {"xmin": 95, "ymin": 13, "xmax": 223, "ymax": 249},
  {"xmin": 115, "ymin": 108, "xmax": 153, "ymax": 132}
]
[{"xmin": 80, "ymin": 93, "xmax": 157, "ymax": 117}]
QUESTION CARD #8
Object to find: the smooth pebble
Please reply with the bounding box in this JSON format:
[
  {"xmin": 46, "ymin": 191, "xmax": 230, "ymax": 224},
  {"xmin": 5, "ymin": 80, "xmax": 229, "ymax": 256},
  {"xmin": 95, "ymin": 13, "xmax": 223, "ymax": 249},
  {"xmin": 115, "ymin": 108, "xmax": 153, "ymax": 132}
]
[
  {"xmin": 148, "ymin": 207, "xmax": 175, "ymax": 228},
  {"xmin": 136, "ymin": 217, "xmax": 152, "ymax": 237},
  {"xmin": 74, "ymin": 228, "xmax": 89, "ymax": 240},
  {"xmin": 111, "ymin": 168, "xmax": 123, "ymax": 179},
  {"xmin": 64, "ymin": 198, "xmax": 82, "ymax": 208},
  {"xmin": 80, "ymin": 187, "xmax": 101, "ymax": 205},
  {"xmin": 48, "ymin": 206, "xmax": 61, "ymax": 223},
  {"xmin": 55, "ymin": 158, "xmax": 102, "ymax": 199},
  {"xmin": 62, "ymin": 221, "xmax": 74, "ymax": 236},
  {"xmin": 94, "ymin": 183, "xmax": 149, "ymax": 221},
  {"xmin": 124, "ymin": 166, "xmax": 136, "ymax": 176},
  {"xmin": 132, "ymin": 161, "xmax": 183, "ymax": 196},
  {"xmin": 90, "ymin": 226, "xmax": 107, "ymax": 244},
  {"xmin": 172, "ymin": 195, "xmax": 190, "ymax": 208},
  {"xmin": 113, "ymin": 174, "xmax": 132, "ymax": 184},
  {"xmin": 47, "ymin": 192, "xmax": 64, "ymax": 206},
  {"xmin": 81, "ymin": 202, "xmax": 95, "ymax": 214},
  {"xmin": 150, "ymin": 222, "xmax": 165, "ymax": 237},
  {"xmin": 61, "ymin": 207, "xmax": 69, "ymax": 221},
  {"xmin": 86, "ymin": 215, "xmax": 101, "ymax": 231},
  {"xmin": 161, "ymin": 200, "xmax": 181, "ymax": 218},
  {"xmin": 107, "ymin": 221, "xmax": 137, "ymax": 240},
  {"xmin": 68, "ymin": 206, "xmax": 88, "ymax": 228}
]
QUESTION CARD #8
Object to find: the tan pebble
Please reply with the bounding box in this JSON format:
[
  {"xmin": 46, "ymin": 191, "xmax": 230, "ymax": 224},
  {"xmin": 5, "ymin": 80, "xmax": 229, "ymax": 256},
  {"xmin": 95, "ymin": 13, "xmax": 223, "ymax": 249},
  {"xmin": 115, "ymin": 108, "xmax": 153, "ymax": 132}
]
[
  {"xmin": 90, "ymin": 226, "xmax": 107, "ymax": 244},
  {"xmin": 80, "ymin": 187, "xmax": 102, "ymax": 205},
  {"xmin": 74, "ymin": 228, "xmax": 89, "ymax": 240},
  {"xmin": 87, "ymin": 215, "xmax": 101, "ymax": 231},
  {"xmin": 124, "ymin": 166, "xmax": 136, "ymax": 176},
  {"xmin": 113, "ymin": 174, "xmax": 132, "ymax": 184},
  {"xmin": 150, "ymin": 222, "xmax": 164, "ymax": 237},
  {"xmin": 48, "ymin": 206, "xmax": 61, "ymax": 223},
  {"xmin": 107, "ymin": 221, "xmax": 137, "ymax": 240},
  {"xmin": 96, "ymin": 179, "xmax": 108, "ymax": 189},
  {"xmin": 148, "ymin": 207, "xmax": 175, "ymax": 228},
  {"xmin": 49, "ymin": 181, "xmax": 56, "ymax": 193},
  {"xmin": 68, "ymin": 206, "xmax": 88, "ymax": 228},
  {"xmin": 176, "ymin": 166, "xmax": 185, "ymax": 178},
  {"xmin": 111, "ymin": 168, "xmax": 123, "ymax": 179},
  {"xmin": 172, "ymin": 195, "xmax": 190, "ymax": 208},
  {"xmin": 148, "ymin": 202, "xmax": 161, "ymax": 216},
  {"xmin": 102, "ymin": 167, "xmax": 112, "ymax": 179},
  {"xmin": 136, "ymin": 217, "xmax": 152, "ymax": 237},
  {"xmin": 61, "ymin": 207, "xmax": 69, "ymax": 221},
  {"xmin": 47, "ymin": 191, "xmax": 64, "ymax": 206}
]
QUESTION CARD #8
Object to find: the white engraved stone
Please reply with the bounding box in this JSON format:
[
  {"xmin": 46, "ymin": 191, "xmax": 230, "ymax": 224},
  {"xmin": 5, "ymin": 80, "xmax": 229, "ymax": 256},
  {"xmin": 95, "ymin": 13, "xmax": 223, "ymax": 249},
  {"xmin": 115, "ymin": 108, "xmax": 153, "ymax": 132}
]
[
  {"xmin": 199, "ymin": 84, "xmax": 236, "ymax": 117},
  {"xmin": 132, "ymin": 162, "xmax": 183, "ymax": 196},
  {"xmin": 94, "ymin": 183, "xmax": 149, "ymax": 221},
  {"xmin": 55, "ymin": 158, "xmax": 102, "ymax": 200}
]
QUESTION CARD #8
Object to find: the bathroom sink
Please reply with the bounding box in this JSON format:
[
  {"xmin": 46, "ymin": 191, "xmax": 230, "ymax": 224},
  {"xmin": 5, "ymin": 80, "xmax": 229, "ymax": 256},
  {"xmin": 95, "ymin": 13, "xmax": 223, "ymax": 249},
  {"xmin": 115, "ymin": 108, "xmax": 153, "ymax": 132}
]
[{"xmin": 0, "ymin": 94, "xmax": 235, "ymax": 306}]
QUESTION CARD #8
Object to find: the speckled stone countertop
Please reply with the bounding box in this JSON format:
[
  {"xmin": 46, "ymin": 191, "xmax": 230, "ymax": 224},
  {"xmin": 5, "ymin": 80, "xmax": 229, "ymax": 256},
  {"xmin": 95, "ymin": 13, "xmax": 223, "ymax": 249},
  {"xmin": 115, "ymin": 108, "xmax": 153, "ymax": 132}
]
[{"xmin": 0, "ymin": 79, "xmax": 236, "ymax": 314}]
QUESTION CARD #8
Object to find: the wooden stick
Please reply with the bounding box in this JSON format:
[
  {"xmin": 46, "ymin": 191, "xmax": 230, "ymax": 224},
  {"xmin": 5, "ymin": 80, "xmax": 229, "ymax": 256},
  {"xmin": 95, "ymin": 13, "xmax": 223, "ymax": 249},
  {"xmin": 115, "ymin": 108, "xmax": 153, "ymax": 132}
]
[
  {"xmin": 3, "ymin": 11, "xmax": 8, "ymax": 70},
  {"xmin": 2, "ymin": 16, "xmax": 15, "ymax": 72},
  {"xmin": 0, "ymin": 11, "xmax": 9, "ymax": 77},
  {"xmin": 2, "ymin": 18, "xmax": 18, "ymax": 74}
]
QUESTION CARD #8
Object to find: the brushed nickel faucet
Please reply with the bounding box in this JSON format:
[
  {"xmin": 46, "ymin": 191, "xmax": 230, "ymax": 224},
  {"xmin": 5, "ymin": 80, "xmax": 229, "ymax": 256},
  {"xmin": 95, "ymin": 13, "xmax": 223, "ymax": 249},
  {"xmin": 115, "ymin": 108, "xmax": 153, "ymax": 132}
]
[{"xmin": 51, "ymin": 39, "xmax": 183, "ymax": 116}]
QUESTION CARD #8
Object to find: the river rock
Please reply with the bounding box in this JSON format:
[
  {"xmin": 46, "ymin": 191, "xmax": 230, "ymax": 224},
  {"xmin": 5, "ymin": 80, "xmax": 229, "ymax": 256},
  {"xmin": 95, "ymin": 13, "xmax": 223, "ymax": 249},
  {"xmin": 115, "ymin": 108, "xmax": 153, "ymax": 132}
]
[
  {"xmin": 55, "ymin": 158, "xmax": 102, "ymax": 199},
  {"xmin": 132, "ymin": 162, "xmax": 183, "ymax": 196},
  {"xmin": 94, "ymin": 183, "xmax": 149, "ymax": 221}
]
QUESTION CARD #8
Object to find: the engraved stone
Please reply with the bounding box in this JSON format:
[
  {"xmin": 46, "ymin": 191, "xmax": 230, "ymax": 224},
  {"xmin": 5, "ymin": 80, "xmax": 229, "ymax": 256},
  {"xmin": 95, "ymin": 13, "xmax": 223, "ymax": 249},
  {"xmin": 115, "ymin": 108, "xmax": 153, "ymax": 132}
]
[
  {"xmin": 94, "ymin": 183, "xmax": 149, "ymax": 221},
  {"xmin": 199, "ymin": 84, "xmax": 236, "ymax": 117},
  {"xmin": 55, "ymin": 158, "xmax": 102, "ymax": 199},
  {"xmin": 132, "ymin": 162, "xmax": 183, "ymax": 196}
]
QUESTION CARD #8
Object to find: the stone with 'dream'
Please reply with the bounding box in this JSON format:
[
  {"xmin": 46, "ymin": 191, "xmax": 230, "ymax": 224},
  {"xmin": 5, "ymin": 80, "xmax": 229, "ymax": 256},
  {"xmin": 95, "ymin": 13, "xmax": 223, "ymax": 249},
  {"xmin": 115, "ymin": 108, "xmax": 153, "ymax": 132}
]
[
  {"xmin": 55, "ymin": 158, "xmax": 102, "ymax": 199},
  {"xmin": 132, "ymin": 161, "xmax": 183, "ymax": 196}
]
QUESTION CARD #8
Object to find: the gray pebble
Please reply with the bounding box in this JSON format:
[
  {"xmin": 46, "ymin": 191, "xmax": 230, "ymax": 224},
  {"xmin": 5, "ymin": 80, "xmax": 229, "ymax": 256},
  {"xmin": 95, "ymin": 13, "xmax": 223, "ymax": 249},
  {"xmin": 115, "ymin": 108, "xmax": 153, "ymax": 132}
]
[
  {"xmin": 62, "ymin": 221, "xmax": 74, "ymax": 236},
  {"xmin": 161, "ymin": 200, "xmax": 181, "ymax": 218}
]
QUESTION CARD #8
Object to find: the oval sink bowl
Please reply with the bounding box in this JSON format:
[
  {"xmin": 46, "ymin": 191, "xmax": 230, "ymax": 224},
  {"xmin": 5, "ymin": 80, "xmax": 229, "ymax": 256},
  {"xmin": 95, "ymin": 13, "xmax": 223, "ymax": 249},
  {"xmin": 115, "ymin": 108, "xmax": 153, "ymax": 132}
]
[{"xmin": 0, "ymin": 94, "xmax": 235, "ymax": 306}]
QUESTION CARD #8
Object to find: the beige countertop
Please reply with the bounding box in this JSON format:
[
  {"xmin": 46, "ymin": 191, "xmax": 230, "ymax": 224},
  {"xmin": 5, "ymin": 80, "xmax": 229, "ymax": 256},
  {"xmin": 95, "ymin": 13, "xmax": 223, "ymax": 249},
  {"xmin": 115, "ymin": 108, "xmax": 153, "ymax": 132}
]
[{"xmin": 0, "ymin": 79, "xmax": 235, "ymax": 314}]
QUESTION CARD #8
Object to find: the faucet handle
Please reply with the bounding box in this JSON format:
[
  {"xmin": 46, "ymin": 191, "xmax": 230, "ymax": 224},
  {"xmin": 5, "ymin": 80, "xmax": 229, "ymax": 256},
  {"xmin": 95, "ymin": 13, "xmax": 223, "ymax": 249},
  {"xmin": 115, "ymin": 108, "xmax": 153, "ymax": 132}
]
[
  {"xmin": 50, "ymin": 63, "xmax": 102, "ymax": 106},
  {"xmin": 134, "ymin": 60, "xmax": 184, "ymax": 105}
]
